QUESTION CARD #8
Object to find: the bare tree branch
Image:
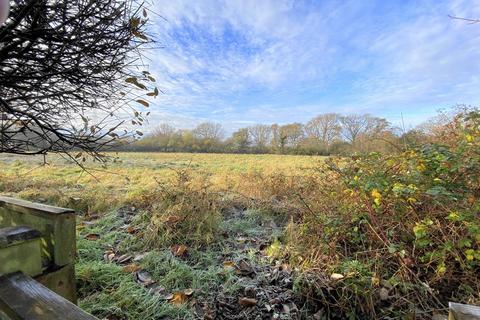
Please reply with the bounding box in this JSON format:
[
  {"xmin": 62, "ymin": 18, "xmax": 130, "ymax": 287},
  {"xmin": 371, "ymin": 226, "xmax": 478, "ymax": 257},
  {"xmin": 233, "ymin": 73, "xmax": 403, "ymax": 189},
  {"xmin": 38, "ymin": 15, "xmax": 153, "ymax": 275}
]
[{"xmin": 0, "ymin": 0, "xmax": 158, "ymax": 161}]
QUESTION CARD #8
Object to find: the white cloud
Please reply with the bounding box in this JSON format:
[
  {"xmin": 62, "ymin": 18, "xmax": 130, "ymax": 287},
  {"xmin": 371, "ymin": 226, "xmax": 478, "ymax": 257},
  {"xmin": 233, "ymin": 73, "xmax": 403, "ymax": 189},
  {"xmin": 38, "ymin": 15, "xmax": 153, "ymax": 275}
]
[{"xmin": 144, "ymin": 0, "xmax": 480, "ymax": 132}]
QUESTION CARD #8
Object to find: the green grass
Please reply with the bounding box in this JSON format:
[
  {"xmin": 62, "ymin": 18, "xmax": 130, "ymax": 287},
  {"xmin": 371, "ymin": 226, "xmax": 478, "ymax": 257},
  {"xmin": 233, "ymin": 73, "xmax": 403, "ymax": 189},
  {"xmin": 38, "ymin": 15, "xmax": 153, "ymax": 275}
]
[
  {"xmin": 0, "ymin": 152, "xmax": 312, "ymax": 319},
  {"xmin": 74, "ymin": 206, "xmax": 263, "ymax": 319}
]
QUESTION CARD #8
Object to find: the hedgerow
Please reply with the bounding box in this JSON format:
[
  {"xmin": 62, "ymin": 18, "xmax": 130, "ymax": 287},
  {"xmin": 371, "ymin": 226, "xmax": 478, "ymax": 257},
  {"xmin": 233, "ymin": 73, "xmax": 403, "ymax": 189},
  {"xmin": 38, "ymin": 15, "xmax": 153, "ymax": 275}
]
[{"xmin": 287, "ymin": 109, "xmax": 480, "ymax": 318}]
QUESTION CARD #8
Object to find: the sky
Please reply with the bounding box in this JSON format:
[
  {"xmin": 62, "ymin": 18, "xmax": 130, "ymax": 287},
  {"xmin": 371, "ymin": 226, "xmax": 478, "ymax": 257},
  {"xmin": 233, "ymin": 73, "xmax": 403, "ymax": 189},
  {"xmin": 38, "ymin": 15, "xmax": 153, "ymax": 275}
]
[{"xmin": 146, "ymin": 0, "xmax": 480, "ymax": 133}]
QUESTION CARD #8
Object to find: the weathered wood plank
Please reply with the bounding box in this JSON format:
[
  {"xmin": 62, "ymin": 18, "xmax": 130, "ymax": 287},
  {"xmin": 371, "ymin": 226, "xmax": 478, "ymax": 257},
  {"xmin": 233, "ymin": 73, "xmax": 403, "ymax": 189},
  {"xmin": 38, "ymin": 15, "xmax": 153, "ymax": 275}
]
[
  {"xmin": 0, "ymin": 226, "xmax": 41, "ymax": 247},
  {"xmin": 0, "ymin": 196, "xmax": 74, "ymax": 216},
  {"xmin": 35, "ymin": 264, "xmax": 77, "ymax": 304},
  {"xmin": 0, "ymin": 226, "xmax": 42, "ymax": 277},
  {"xmin": 449, "ymin": 302, "xmax": 480, "ymax": 320},
  {"xmin": 0, "ymin": 272, "xmax": 97, "ymax": 320},
  {"xmin": 0, "ymin": 197, "xmax": 76, "ymax": 267}
]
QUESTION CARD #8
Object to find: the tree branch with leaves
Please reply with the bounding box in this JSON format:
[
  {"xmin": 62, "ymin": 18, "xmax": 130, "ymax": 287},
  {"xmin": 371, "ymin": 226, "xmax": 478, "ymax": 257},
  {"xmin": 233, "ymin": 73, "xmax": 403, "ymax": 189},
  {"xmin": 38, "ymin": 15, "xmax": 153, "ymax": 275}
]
[{"xmin": 0, "ymin": 0, "xmax": 158, "ymax": 163}]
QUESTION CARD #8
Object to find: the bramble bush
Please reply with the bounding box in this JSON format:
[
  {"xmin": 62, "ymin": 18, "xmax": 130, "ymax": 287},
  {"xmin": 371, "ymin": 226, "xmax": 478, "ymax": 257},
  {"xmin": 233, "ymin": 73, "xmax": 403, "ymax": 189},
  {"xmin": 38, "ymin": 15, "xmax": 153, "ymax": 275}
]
[
  {"xmin": 133, "ymin": 169, "xmax": 223, "ymax": 248},
  {"xmin": 287, "ymin": 109, "xmax": 480, "ymax": 318}
]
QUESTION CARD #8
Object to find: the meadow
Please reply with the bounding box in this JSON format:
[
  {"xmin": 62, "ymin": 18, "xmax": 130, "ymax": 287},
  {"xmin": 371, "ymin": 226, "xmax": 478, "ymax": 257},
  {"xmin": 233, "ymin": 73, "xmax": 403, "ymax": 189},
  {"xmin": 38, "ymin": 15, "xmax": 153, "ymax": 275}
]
[
  {"xmin": 0, "ymin": 152, "xmax": 322, "ymax": 215},
  {"xmin": 1, "ymin": 117, "xmax": 479, "ymax": 320},
  {"xmin": 0, "ymin": 152, "xmax": 326, "ymax": 319}
]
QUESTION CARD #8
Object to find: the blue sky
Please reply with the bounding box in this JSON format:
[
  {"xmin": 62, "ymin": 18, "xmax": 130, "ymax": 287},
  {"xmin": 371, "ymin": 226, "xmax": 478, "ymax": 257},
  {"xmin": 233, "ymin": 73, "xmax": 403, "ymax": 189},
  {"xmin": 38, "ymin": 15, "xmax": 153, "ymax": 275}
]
[{"xmin": 147, "ymin": 0, "xmax": 480, "ymax": 132}]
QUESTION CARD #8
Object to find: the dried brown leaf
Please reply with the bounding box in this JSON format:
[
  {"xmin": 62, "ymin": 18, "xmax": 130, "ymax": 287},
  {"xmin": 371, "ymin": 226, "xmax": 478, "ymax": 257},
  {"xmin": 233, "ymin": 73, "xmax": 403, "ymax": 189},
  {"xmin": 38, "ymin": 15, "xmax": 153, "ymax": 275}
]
[
  {"xmin": 85, "ymin": 233, "xmax": 100, "ymax": 241},
  {"xmin": 171, "ymin": 244, "xmax": 188, "ymax": 257},
  {"xmin": 238, "ymin": 297, "xmax": 257, "ymax": 307}
]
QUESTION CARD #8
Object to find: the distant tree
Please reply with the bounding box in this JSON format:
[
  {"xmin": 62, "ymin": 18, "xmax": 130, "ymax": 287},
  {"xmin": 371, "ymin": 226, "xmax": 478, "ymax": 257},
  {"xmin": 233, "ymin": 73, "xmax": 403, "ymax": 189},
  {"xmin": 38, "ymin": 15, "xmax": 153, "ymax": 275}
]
[
  {"xmin": 229, "ymin": 128, "xmax": 250, "ymax": 153},
  {"xmin": 340, "ymin": 114, "xmax": 389, "ymax": 144},
  {"xmin": 0, "ymin": 0, "xmax": 156, "ymax": 161},
  {"xmin": 305, "ymin": 113, "xmax": 341, "ymax": 153},
  {"xmin": 180, "ymin": 130, "xmax": 196, "ymax": 152},
  {"xmin": 280, "ymin": 123, "xmax": 305, "ymax": 151},
  {"xmin": 248, "ymin": 124, "xmax": 271, "ymax": 150},
  {"xmin": 192, "ymin": 122, "xmax": 224, "ymax": 141},
  {"xmin": 270, "ymin": 124, "xmax": 281, "ymax": 153},
  {"xmin": 339, "ymin": 114, "xmax": 370, "ymax": 144},
  {"xmin": 151, "ymin": 123, "xmax": 176, "ymax": 151},
  {"xmin": 153, "ymin": 123, "xmax": 176, "ymax": 137},
  {"xmin": 192, "ymin": 122, "xmax": 224, "ymax": 152}
]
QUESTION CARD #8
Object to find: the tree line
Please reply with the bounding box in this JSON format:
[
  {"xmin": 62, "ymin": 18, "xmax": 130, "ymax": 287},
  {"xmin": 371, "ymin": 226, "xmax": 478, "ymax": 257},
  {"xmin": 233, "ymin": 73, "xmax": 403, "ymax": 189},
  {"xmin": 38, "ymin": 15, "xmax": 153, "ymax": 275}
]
[{"xmin": 118, "ymin": 112, "xmax": 448, "ymax": 155}]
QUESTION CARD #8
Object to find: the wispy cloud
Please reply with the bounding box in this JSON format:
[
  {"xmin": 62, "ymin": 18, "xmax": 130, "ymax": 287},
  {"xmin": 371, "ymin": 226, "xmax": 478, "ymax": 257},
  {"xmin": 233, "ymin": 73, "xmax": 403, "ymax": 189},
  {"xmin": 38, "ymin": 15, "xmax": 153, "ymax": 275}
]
[{"xmin": 145, "ymin": 0, "xmax": 480, "ymax": 132}]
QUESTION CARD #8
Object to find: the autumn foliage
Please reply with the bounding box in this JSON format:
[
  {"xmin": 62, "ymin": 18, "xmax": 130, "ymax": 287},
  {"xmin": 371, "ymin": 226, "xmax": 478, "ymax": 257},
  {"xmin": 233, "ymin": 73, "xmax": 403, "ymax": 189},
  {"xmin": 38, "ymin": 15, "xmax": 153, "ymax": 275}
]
[{"xmin": 285, "ymin": 109, "xmax": 480, "ymax": 317}]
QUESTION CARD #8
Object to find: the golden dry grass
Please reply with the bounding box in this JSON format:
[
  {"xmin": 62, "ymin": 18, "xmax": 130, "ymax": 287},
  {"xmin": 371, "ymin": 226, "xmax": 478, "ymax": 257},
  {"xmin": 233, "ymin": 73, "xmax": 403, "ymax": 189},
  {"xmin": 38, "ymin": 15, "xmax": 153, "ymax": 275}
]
[{"xmin": 0, "ymin": 152, "xmax": 324, "ymax": 214}]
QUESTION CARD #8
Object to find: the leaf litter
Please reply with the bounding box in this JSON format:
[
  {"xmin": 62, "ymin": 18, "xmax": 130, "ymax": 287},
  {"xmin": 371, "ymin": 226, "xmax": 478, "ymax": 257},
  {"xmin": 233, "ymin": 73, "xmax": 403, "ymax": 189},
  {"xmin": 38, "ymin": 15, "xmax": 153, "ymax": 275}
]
[{"xmin": 87, "ymin": 205, "xmax": 321, "ymax": 319}]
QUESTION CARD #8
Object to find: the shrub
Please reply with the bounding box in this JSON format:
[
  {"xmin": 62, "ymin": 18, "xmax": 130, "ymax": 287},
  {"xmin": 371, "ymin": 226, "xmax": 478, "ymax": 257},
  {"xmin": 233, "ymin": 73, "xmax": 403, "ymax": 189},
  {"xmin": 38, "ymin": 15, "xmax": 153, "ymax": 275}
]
[
  {"xmin": 287, "ymin": 109, "xmax": 480, "ymax": 318},
  {"xmin": 135, "ymin": 169, "xmax": 223, "ymax": 248}
]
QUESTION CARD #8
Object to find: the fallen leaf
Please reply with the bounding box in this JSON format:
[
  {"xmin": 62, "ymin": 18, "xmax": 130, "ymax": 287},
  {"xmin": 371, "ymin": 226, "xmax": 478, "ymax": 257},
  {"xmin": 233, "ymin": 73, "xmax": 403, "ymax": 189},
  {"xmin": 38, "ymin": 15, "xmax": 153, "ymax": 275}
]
[
  {"xmin": 222, "ymin": 260, "xmax": 235, "ymax": 268},
  {"xmin": 313, "ymin": 309, "xmax": 325, "ymax": 320},
  {"xmin": 379, "ymin": 288, "xmax": 389, "ymax": 300},
  {"xmin": 116, "ymin": 254, "xmax": 133, "ymax": 264},
  {"xmin": 103, "ymin": 251, "xmax": 116, "ymax": 262},
  {"xmin": 147, "ymin": 283, "xmax": 166, "ymax": 296},
  {"xmin": 330, "ymin": 273, "xmax": 344, "ymax": 281},
  {"xmin": 171, "ymin": 244, "xmax": 188, "ymax": 257},
  {"xmin": 238, "ymin": 297, "xmax": 257, "ymax": 307},
  {"xmin": 133, "ymin": 252, "xmax": 149, "ymax": 262},
  {"xmin": 127, "ymin": 226, "xmax": 137, "ymax": 234},
  {"xmin": 85, "ymin": 233, "xmax": 100, "ymax": 241},
  {"xmin": 236, "ymin": 237, "xmax": 247, "ymax": 243},
  {"xmin": 281, "ymin": 263, "xmax": 292, "ymax": 273},
  {"xmin": 165, "ymin": 215, "xmax": 182, "ymax": 225},
  {"xmin": 235, "ymin": 260, "xmax": 254, "ymax": 275},
  {"xmin": 184, "ymin": 288, "xmax": 194, "ymax": 296},
  {"xmin": 123, "ymin": 263, "xmax": 141, "ymax": 273},
  {"xmin": 170, "ymin": 291, "xmax": 188, "ymax": 305},
  {"xmin": 135, "ymin": 270, "xmax": 156, "ymax": 286}
]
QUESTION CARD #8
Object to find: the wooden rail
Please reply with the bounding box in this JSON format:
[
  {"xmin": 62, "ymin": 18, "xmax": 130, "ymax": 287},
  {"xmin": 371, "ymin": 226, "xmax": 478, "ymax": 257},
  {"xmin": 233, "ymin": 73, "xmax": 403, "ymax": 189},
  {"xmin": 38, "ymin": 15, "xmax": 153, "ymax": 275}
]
[
  {"xmin": 0, "ymin": 272, "xmax": 96, "ymax": 320},
  {"xmin": 0, "ymin": 196, "xmax": 97, "ymax": 319}
]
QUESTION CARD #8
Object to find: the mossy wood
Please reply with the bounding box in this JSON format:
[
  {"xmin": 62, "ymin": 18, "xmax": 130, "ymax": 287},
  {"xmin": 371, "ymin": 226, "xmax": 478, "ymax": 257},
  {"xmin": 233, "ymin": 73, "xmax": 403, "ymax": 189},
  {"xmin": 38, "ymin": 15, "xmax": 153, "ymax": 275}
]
[
  {"xmin": 34, "ymin": 264, "xmax": 77, "ymax": 303},
  {"xmin": 0, "ymin": 196, "xmax": 75, "ymax": 267},
  {"xmin": 0, "ymin": 226, "xmax": 42, "ymax": 277},
  {"xmin": 0, "ymin": 196, "xmax": 78, "ymax": 304}
]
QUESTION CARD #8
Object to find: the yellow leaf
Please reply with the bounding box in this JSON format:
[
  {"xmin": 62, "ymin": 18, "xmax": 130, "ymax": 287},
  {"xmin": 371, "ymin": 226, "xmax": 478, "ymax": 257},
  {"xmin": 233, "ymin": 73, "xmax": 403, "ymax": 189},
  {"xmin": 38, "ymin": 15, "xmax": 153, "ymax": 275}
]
[
  {"xmin": 371, "ymin": 189, "xmax": 381, "ymax": 199},
  {"xmin": 123, "ymin": 263, "xmax": 141, "ymax": 273},
  {"xmin": 171, "ymin": 244, "xmax": 188, "ymax": 257},
  {"xmin": 371, "ymin": 189, "xmax": 381, "ymax": 205},
  {"xmin": 436, "ymin": 264, "xmax": 446, "ymax": 276},
  {"xmin": 465, "ymin": 249, "xmax": 475, "ymax": 261},
  {"xmin": 416, "ymin": 163, "xmax": 426, "ymax": 171},
  {"xmin": 223, "ymin": 260, "xmax": 235, "ymax": 268},
  {"xmin": 170, "ymin": 292, "xmax": 187, "ymax": 305}
]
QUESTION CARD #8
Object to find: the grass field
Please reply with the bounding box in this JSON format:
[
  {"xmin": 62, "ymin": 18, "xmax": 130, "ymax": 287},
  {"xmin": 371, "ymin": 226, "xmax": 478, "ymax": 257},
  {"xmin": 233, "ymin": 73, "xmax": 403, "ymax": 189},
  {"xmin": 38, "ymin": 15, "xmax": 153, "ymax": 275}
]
[
  {"xmin": 1, "ymin": 144, "xmax": 479, "ymax": 319},
  {"xmin": 0, "ymin": 152, "xmax": 326, "ymax": 319}
]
